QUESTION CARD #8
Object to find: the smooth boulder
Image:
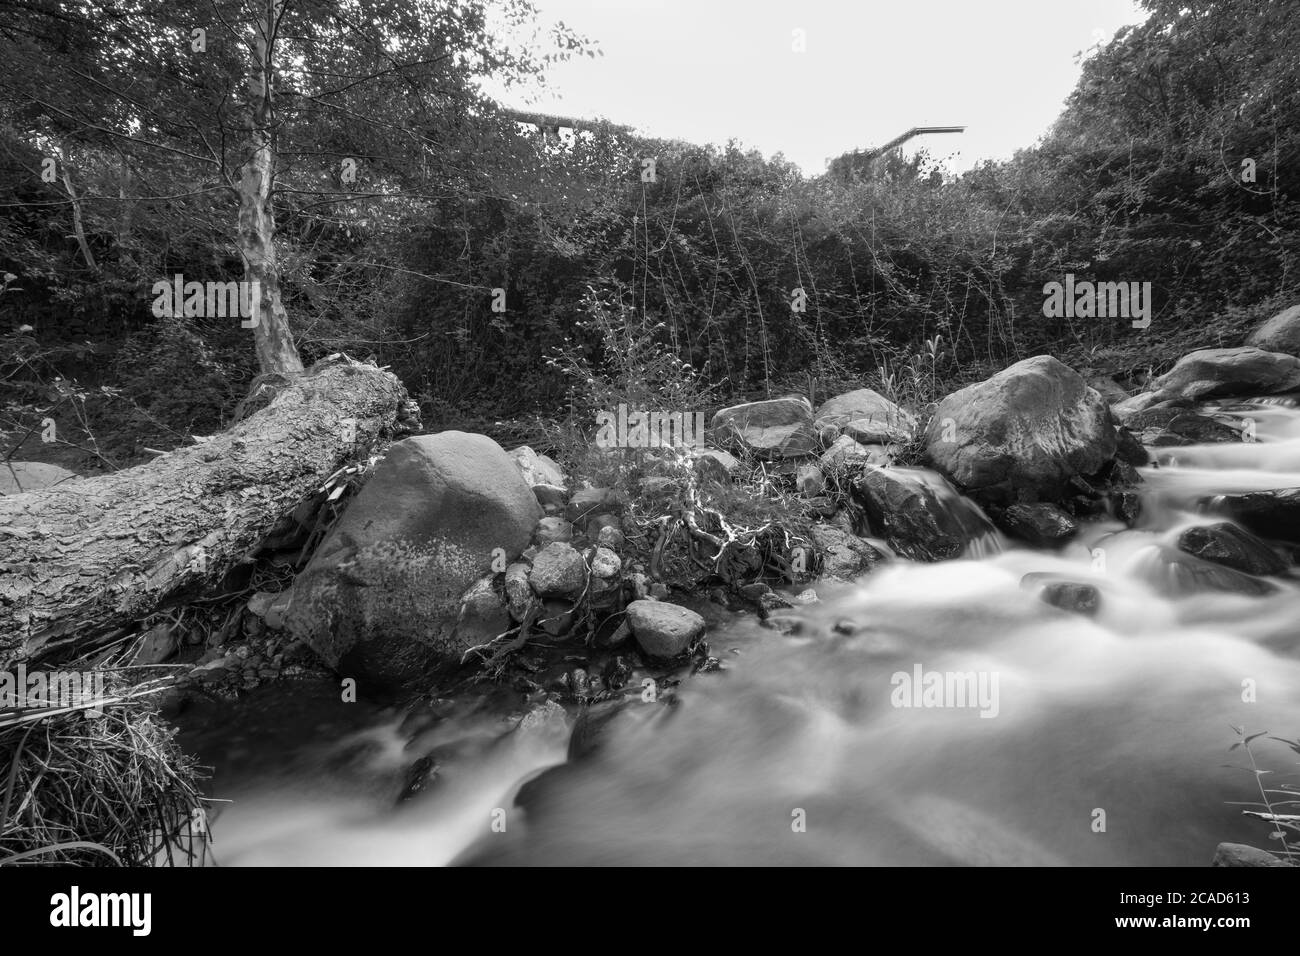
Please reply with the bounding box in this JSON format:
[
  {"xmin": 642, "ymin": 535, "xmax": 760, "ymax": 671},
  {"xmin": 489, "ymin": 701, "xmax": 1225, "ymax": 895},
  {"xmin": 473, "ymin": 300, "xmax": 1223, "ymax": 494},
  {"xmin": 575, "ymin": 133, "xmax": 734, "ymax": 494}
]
[
  {"xmin": 1153, "ymin": 347, "xmax": 1300, "ymax": 401},
  {"xmin": 814, "ymin": 388, "xmax": 914, "ymax": 445},
  {"xmin": 1245, "ymin": 303, "xmax": 1300, "ymax": 357},
  {"xmin": 923, "ymin": 356, "xmax": 1116, "ymax": 505},
  {"xmin": 710, "ymin": 396, "xmax": 817, "ymax": 459},
  {"xmin": 284, "ymin": 431, "xmax": 541, "ymax": 690}
]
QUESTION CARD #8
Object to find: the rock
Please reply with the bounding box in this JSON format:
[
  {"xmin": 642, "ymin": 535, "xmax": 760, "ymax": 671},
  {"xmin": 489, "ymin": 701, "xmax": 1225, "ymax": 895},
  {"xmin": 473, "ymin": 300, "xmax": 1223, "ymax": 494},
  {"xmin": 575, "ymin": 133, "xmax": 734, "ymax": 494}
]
[
  {"xmin": 1087, "ymin": 377, "xmax": 1130, "ymax": 405},
  {"xmin": 1177, "ymin": 523, "xmax": 1287, "ymax": 576},
  {"xmin": 532, "ymin": 516, "xmax": 574, "ymax": 547},
  {"xmin": 528, "ymin": 542, "xmax": 587, "ymax": 598},
  {"xmin": 538, "ymin": 600, "xmax": 576, "ymax": 637},
  {"xmin": 246, "ymin": 591, "xmax": 276, "ymax": 619},
  {"xmin": 132, "ymin": 623, "xmax": 177, "ymax": 664},
  {"xmin": 456, "ymin": 576, "xmax": 511, "ymax": 647},
  {"xmin": 1126, "ymin": 405, "xmax": 1240, "ymax": 445},
  {"xmin": 1144, "ymin": 544, "xmax": 1278, "ymax": 597},
  {"xmin": 794, "ymin": 588, "xmax": 819, "ymax": 604},
  {"xmin": 1036, "ymin": 580, "xmax": 1100, "ymax": 616},
  {"xmin": 589, "ymin": 546, "xmax": 621, "ymax": 579},
  {"xmin": 1113, "ymin": 426, "xmax": 1149, "ymax": 466},
  {"xmin": 565, "ymin": 486, "xmax": 623, "ymax": 524},
  {"xmin": 627, "ymin": 571, "xmax": 651, "ymax": 600},
  {"xmin": 1212, "ymin": 843, "xmax": 1293, "ymax": 867},
  {"xmin": 998, "ymin": 503, "xmax": 1079, "ymax": 548},
  {"xmin": 922, "ymin": 356, "xmax": 1116, "ymax": 506},
  {"xmin": 0, "ymin": 461, "xmax": 78, "ymax": 495},
  {"xmin": 625, "ymin": 600, "xmax": 705, "ymax": 658},
  {"xmin": 1153, "ymin": 347, "xmax": 1300, "ymax": 401},
  {"xmin": 710, "ymin": 396, "xmax": 817, "ymax": 459},
  {"xmin": 509, "ymin": 445, "xmax": 566, "ymax": 488},
  {"xmin": 814, "ymin": 388, "xmax": 915, "ymax": 444},
  {"xmin": 1245, "ymin": 303, "xmax": 1300, "ymax": 357},
  {"xmin": 640, "ymin": 475, "xmax": 680, "ymax": 498},
  {"xmin": 796, "ymin": 464, "xmax": 825, "ymax": 497},
  {"xmin": 532, "ymin": 483, "xmax": 567, "ymax": 508},
  {"xmin": 596, "ymin": 524, "xmax": 625, "ymax": 550},
  {"xmin": 504, "ymin": 562, "xmax": 535, "ymax": 621},
  {"xmin": 1111, "ymin": 391, "xmax": 1163, "ymax": 422},
  {"xmin": 1200, "ymin": 488, "xmax": 1300, "ymax": 544},
  {"xmin": 692, "ymin": 448, "xmax": 741, "ymax": 483},
  {"xmin": 809, "ymin": 524, "xmax": 888, "ymax": 579},
  {"xmin": 597, "ymin": 619, "xmax": 632, "ymax": 649},
  {"xmin": 853, "ymin": 465, "xmax": 996, "ymax": 561},
  {"xmin": 819, "ymin": 435, "xmax": 895, "ymax": 470},
  {"xmin": 1112, "ymin": 492, "xmax": 1142, "ymax": 526},
  {"xmin": 284, "ymin": 431, "xmax": 541, "ymax": 689}
]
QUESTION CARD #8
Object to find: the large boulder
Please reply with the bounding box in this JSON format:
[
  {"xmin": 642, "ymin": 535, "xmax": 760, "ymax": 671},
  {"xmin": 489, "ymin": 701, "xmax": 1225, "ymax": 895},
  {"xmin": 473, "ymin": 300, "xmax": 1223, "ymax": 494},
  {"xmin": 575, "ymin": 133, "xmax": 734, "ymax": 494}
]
[
  {"xmin": 0, "ymin": 461, "xmax": 78, "ymax": 495},
  {"xmin": 710, "ymin": 396, "xmax": 816, "ymax": 459},
  {"xmin": 852, "ymin": 465, "xmax": 995, "ymax": 561},
  {"xmin": 1153, "ymin": 347, "xmax": 1300, "ymax": 401},
  {"xmin": 922, "ymin": 356, "xmax": 1116, "ymax": 506},
  {"xmin": 1246, "ymin": 303, "xmax": 1300, "ymax": 357},
  {"xmin": 284, "ymin": 431, "xmax": 542, "ymax": 690},
  {"xmin": 814, "ymin": 388, "xmax": 914, "ymax": 444}
]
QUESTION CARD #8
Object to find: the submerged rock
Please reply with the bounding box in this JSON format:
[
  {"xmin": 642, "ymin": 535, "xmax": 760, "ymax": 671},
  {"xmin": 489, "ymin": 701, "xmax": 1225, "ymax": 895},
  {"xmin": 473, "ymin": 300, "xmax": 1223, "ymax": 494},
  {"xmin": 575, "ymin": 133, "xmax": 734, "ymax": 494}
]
[{"xmin": 922, "ymin": 355, "xmax": 1116, "ymax": 506}]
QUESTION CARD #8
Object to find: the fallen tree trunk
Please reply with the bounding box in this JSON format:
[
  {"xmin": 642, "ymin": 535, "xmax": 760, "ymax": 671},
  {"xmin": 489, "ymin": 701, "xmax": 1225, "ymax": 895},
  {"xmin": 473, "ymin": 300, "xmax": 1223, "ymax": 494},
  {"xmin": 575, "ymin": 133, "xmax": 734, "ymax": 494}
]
[{"xmin": 0, "ymin": 356, "xmax": 417, "ymax": 667}]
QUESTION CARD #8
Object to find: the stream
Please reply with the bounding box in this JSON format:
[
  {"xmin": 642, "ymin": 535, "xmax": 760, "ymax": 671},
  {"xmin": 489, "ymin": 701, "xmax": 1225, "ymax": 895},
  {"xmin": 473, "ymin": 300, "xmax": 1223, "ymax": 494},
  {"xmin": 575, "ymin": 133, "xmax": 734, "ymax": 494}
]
[{"xmin": 178, "ymin": 396, "xmax": 1300, "ymax": 866}]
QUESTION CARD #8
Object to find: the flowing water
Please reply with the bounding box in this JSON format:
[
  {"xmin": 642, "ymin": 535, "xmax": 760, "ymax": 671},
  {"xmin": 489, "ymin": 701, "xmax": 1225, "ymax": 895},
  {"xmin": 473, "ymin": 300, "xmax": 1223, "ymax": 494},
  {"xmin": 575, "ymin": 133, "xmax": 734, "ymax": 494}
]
[{"xmin": 180, "ymin": 397, "xmax": 1300, "ymax": 866}]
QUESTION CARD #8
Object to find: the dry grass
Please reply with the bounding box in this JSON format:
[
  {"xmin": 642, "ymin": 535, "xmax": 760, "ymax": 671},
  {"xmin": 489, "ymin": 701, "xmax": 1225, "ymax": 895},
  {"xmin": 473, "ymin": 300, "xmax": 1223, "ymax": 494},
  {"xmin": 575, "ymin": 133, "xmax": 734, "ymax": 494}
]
[{"xmin": 0, "ymin": 671, "xmax": 210, "ymax": 867}]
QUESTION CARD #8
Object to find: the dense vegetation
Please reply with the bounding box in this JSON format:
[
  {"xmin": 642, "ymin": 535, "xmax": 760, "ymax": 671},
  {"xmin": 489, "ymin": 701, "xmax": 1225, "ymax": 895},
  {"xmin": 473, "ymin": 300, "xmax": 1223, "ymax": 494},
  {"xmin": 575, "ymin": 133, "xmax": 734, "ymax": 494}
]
[{"xmin": 1, "ymin": 0, "xmax": 1296, "ymax": 468}]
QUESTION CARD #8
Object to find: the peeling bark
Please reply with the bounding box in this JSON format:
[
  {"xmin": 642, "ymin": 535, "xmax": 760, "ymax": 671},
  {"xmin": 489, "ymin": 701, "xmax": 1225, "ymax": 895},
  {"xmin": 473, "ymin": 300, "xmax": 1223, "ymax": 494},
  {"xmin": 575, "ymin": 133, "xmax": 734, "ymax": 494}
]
[{"xmin": 0, "ymin": 357, "xmax": 414, "ymax": 667}]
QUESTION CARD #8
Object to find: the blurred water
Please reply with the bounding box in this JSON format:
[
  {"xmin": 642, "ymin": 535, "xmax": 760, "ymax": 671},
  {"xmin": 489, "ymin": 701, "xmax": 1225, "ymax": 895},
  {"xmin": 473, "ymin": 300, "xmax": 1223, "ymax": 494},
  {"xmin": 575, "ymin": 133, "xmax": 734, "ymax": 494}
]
[{"xmin": 186, "ymin": 397, "xmax": 1300, "ymax": 866}]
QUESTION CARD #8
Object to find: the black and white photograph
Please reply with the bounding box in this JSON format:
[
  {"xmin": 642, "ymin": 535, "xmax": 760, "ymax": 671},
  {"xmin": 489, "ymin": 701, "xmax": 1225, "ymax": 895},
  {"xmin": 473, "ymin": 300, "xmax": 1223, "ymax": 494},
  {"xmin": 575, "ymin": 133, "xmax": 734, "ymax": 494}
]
[{"xmin": 0, "ymin": 0, "xmax": 1296, "ymax": 923}]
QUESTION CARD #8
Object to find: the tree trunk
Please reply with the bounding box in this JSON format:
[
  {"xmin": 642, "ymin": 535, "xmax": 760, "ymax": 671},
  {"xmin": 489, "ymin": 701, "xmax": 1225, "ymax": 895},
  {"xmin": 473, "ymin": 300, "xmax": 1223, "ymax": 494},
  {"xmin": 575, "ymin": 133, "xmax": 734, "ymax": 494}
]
[
  {"xmin": 237, "ymin": 0, "xmax": 304, "ymax": 377},
  {"xmin": 0, "ymin": 357, "xmax": 416, "ymax": 667}
]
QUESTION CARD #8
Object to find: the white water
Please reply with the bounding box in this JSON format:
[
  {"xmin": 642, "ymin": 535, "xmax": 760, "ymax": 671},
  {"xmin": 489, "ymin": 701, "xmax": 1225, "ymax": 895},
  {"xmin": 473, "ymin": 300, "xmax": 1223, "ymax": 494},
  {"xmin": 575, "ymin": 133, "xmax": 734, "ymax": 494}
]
[{"xmin": 193, "ymin": 398, "xmax": 1300, "ymax": 866}]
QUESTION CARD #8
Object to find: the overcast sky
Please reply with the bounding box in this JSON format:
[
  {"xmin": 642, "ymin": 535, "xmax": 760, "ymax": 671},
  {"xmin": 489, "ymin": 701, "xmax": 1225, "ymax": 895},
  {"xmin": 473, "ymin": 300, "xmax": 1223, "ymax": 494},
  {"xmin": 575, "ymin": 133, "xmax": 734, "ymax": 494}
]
[{"xmin": 490, "ymin": 0, "xmax": 1147, "ymax": 174}]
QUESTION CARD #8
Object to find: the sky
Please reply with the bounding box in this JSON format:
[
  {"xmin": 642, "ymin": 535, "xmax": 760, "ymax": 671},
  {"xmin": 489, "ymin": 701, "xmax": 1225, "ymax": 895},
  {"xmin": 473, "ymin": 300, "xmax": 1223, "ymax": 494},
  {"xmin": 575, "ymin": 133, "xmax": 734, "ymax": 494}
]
[{"xmin": 491, "ymin": 0, "xmax": 1148, "ymax": 174}]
